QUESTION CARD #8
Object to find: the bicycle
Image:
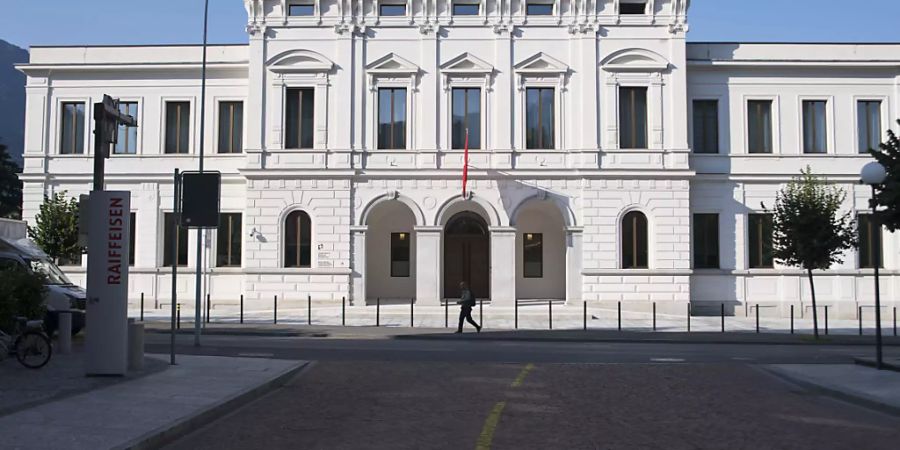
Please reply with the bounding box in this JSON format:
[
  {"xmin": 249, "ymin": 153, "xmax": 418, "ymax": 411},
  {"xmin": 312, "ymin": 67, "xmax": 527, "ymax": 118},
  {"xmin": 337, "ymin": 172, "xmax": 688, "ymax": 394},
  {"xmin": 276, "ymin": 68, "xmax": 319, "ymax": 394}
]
[{"xmin": 0, "ymin": 317, "xmax": 53, "ymax": 369}]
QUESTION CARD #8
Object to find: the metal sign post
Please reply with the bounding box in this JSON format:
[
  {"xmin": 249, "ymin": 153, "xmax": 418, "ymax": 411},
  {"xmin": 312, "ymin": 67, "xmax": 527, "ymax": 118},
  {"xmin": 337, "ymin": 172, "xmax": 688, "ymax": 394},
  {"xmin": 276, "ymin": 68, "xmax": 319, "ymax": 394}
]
[{"xmin": 180, "ymin": 171, "xmax": 221, "ymax": 347}]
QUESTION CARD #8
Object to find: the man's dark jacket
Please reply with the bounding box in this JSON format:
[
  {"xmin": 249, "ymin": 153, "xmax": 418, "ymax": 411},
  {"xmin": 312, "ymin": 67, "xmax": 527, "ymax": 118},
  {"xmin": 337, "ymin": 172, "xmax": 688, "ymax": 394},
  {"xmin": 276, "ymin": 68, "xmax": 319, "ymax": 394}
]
[{"xmin": 459, "ymin": 288, "xmax": 476, "ymax": 307}]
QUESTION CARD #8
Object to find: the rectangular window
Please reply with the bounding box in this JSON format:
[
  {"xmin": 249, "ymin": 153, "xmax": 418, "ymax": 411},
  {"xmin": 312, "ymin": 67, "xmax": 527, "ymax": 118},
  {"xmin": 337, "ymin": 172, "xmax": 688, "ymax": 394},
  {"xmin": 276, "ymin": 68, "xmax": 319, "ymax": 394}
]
[
  {"xmin": 748, "ymin": 214, "xmax": 774, "ymax": 269},
  {"xmin": 523, "ymin": 233, "xmax": 543, "ymax": 278},
  {"xmin": 285, "ymin": 88, "xmax": 315, "ymax": 149},
  {"xmin": 60, "ymin": 102, "xmax": 85, "ymax": 154},
  {"xmin": 165, "ymin": 102, "xmax": 191, "ymax": 154},
  {"xmin": 692, "ymin": 100, "xmax": 718, "ymax": 154},
  {"xmin": 619, "ymin": 87, "xmax": 648, "ymax": 149},
  {"xmin": 288, "ymin": 4, "xmax": 315, "ymax": 15},
  {"xmin": 747, "ymin": 100, "xmax": 773, "ymax": 154},
  {"xmin": 218, "ymin": 101, "xmax": 243, "ymax": 154},
  {"xmin": 620, "ymin": 2, "xmax": 647, "ymax": 14},
  {"xmin": 390, "ymin": 232, "xmax": 410, "ymax": 277},
  {"xmin": 858, "ymin": 101, "xmax": 882, "ymax": 153},
  {"xmin": 163, "ymin": 212, "xmax": 188, "ymax": 267},
  {"xmin": 526, "ymin": 3, "xmax": 553, "ymax": 15},
  {"xmin": 216, "ymin": 213, "xmax": 242, "ymax": 267},
  {"xmin": 802, "ymin": 100, "xmax": 828, "ymax": 154},
  {"xmin": 693, "ymin": 214, "xmax": 720, "ymax": 269},
  {"xmin": 453, "ymin": 3, "xmax": 479, "ymax": 15},
  {"xmin": 378, "ymin": 88, "xmax": 407, "ymax": 149},
  {"xmin": 129, "ymin": 212, "xmax": 136, "ymax": 266},
  {"xmin": 525, "ymin": 87, "xmax": 555, "ymax": 149},
  {"xmin": 452, "ymin": 88, "xmax": 481, "ymax": 150},
  {"xmin": 114, "ymin": 102, "xmax": 138, "ymax": 155},
  {"xmin": 858, "ymin": 214, "xmax": 884, "ymax": 269},
  {"xmin": 380, "ymin": 4, "xmax": 407, "ymax": 16}
]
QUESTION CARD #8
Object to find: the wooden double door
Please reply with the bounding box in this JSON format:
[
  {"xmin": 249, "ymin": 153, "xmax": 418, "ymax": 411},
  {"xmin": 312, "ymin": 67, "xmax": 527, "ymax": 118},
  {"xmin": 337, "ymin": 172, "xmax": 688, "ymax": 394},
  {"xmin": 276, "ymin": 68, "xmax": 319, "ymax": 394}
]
[{"xmin": 443, "ymin": 212, "xmax": 490, "ymax": 300}]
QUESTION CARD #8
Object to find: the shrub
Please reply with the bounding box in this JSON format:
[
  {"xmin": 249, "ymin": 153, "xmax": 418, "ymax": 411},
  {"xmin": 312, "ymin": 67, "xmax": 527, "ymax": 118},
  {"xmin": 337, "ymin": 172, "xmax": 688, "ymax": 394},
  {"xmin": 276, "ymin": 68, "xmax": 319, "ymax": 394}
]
[{"xmin": 0, "ymin": 268, "xmax": 47, "ymax": 332}]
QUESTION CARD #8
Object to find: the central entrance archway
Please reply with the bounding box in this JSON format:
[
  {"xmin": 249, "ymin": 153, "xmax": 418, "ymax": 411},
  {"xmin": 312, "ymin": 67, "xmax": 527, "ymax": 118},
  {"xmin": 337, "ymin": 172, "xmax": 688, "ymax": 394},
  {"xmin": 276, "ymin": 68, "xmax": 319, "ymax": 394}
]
[{"xmin": 443, "ymin": 211, "xmax": 490, "ymax": 299}]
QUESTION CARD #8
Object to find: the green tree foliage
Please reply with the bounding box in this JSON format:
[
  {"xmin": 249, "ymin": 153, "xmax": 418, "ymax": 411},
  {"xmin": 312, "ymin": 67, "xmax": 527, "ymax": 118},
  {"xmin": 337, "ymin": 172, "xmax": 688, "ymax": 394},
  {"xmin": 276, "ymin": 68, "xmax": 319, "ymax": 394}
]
[
  {"xmin": 27, "ymin": 192, "xmax": 83, "ymax": 265},
  {"xmin": 765, "ymin": 167, "xmax": 857, "ymax": 339},
  {"xmin": 0, "ymin": 268, "xmax": 47, "ymax": 332},
  {"xmin": 0, "ymin": 143, "xmax": 22, "ymax": 219},
  {"xmin": 868, "ymin": 120, "xmax": 900, "ymax": 232}
]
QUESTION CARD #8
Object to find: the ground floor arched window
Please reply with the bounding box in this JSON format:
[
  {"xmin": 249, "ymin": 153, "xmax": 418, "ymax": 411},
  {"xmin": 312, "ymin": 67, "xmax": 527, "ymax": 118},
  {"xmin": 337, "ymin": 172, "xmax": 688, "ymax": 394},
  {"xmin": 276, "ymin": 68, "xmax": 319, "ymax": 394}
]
[
  {"xmin": 284, "ymin": 210, "xmax": 312, "ymax": 268},
  {"xmin": 622, "ymin": 211, "xmax": 648, "ymax": 269}
]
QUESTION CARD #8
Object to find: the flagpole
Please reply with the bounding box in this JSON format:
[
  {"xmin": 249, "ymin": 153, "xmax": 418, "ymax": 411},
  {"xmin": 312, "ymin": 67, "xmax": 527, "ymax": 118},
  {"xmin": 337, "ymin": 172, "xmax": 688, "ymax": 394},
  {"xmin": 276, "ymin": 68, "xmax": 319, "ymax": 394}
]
[{"xmin": 193, "ymin": 0, "xmax": 210, "ymax": 347}]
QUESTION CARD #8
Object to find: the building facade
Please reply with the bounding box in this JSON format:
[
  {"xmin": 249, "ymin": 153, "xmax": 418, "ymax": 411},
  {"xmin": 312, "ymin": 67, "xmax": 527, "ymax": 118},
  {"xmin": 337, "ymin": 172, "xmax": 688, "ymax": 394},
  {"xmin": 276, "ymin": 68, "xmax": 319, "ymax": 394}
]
[{"xmin": 16, "ymin": 0, "xmax": 900, "ymax": 317}]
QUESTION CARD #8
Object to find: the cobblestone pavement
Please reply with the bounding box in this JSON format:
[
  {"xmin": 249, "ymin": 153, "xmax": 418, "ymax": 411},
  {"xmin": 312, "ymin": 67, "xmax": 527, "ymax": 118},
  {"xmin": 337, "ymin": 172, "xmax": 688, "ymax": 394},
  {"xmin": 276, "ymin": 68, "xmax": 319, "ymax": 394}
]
[{"xmin": 166, "ymin": 361, "xmax": 900, "ymax": 450}]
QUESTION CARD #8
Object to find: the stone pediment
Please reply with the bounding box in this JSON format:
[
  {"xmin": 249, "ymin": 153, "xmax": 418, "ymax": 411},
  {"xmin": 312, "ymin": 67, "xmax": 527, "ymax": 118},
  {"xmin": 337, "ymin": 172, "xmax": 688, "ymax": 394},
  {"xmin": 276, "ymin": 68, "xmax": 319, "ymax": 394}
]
[
  {"xmin": 267, "ymin": 49, "xmax": 334, "ymax": 73},
  {"xmin": 366, "ymin": 53, "xmax": 420, "ymax": 75},
  {"xmin": 440, "ymin": 52, "xmax": 494, "ymax": 74},
  {"xmin": 514, "ymin": 52, "xmax": 569, "ymax": 74},
  {"xmin": 600, "ymin": 48, "xmax": 670, "ymax": 72}
]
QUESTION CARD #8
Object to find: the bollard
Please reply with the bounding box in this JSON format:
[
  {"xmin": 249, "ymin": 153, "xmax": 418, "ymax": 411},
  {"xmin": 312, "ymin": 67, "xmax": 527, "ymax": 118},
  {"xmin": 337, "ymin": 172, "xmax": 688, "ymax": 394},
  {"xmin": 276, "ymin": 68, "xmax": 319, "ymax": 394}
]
[
  {"xmin": 444, "ymin": 300, "xmax": 449, "ymax": 328},
  {"xmin": 240, "ymin": 294, "xmax": 244, "ymax": 324},
  {"xmin": 859, "ymin": 306, "xmax": 863, "ymax": 336},
  {"xmin": 824, "ymin": 306, "xmax": 829, "ymax": 335},
  {"xmin": 617, "ymin": 301, "xmax": 622, "ymax": 331},
  {"xmin": 376, "ymin": 298, "xmax": 381, "ymax": 327},
  {"xmin": 790, "ymin": 305, "xmax": 794, "ymax": 335},
  {"xmin": 480, "ymin": 299, "xmax": 483, "ymax": 325},
  {"xmin": 410, "ymin": 298, "xmax": 414, "ymax": 328},
  {"xmin": 140, "ymin": 293, "xmax": 145, "ymax": 322},
  {"xmin": 583, "ymin": 301, "xmax": 587, "ymax": 331},
  {"xmin": 342, "ymin": 296, "xmax": 346, "ymax": 327},
  {"xmin": 58, "ymin": 311, "xmax": 72, "ymax": 355},
  {"xmin": 515, "ymin": 299, "xmax": 519, "ymax": 329},
  {"xmin": 206, "ymin": 293, "xmax": 210, "ymax": 324},
  {"xmin": 720, "ymin": 303, "xmax": 725, "ymax": 333},
  {"xmin": 128, "ymin": 319, "xmax": 144, "ymax": 371},
  {"xmin": 549, "ymin": 300, "xmax": 553, "ymax": 330},
  {"xmin": 154, "ymin": 294, "xmax": 158, "ymax": 310},
  {"xmin": 177, "ymin": 304, "xmax": 181, "ymax": 330},
  {"xmin": 755, "ymin": 305, "xmax": 760, "ymax": 334},
  {"xmin": 652, "ymin": 302, "xmax": 656, "ymax": 332},
  {"xmin": 687, "ymin": 303, "xmax": 691, "ymax": 333},
  {"xmin": 308, "ymin": 295, "xmax": 312, "ymax": 326},
  {"xmin": 894, "ymin": 307, "xmax": 897, "ymax": 337},
  {"xmin": 274, "ymin": 295, "xmax": 278, "ymax": 324}
]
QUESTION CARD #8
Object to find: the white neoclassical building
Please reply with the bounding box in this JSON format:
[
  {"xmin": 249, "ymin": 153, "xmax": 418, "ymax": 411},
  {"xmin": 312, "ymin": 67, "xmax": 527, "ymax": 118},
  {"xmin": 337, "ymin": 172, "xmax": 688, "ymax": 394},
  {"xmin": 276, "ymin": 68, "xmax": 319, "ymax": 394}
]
[{"xmin": 15, "ymin": 0, "xmax": 900, "ymax": 317}]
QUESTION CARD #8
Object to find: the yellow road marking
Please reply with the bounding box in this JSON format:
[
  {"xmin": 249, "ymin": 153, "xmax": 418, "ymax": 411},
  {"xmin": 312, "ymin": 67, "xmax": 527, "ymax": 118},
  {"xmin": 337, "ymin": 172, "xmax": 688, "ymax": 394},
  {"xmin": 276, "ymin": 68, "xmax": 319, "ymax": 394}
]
[
  {"xmin": 476, "ymin": 401, "xmax": 506, "ymax": 450},
  {"xmin": 510, "ymin": 363, "xmax": 535, "ymax": 388}
]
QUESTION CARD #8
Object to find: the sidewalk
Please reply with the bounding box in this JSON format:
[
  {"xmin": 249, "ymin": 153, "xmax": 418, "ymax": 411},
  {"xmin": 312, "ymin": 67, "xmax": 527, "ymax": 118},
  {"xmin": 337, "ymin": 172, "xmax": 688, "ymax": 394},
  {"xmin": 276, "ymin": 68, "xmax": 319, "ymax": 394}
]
[
  {"xmin": 766, "ymin": 364, "xmax": 900, "ymax": 416},
  {"xmin": 0, "ymin": 354, "xmax": 307, "ymax": 450}
]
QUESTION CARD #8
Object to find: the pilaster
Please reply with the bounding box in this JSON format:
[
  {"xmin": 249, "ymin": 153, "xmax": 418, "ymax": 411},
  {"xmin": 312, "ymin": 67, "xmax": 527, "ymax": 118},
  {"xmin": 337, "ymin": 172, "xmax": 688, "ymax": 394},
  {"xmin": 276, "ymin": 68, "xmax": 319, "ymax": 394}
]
[{"xmin": 490, "ymin": 226, "xmax": 516, "ymax": 305}]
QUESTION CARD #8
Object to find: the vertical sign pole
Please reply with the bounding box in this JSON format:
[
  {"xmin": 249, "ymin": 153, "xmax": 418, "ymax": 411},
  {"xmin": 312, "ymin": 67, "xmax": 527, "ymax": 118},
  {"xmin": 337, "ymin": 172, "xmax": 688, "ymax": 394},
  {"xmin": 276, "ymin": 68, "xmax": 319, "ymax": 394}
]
[
  {"xmin": 170, "ymin": 169, "xmax": 180, "ymax": 365},
  {"xmin": 193, "ymin": 0, "xmax": 211, "ymax": 348}
]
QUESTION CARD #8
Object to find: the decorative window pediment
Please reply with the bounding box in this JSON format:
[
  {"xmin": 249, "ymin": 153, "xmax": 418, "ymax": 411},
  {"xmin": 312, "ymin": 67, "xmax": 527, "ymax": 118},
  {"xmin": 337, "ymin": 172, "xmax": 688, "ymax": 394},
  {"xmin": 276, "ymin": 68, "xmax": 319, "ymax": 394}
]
[
  {"xmin": 267, "ymin": 49, "xmax": 334, "ymax": 73},
  {"xmin": 440, "ymin": 52, "xmax": 494, "ymax": 75},
  {"xmin": 514, "ymin": 52, "xmax": 569, "ymax": 75},
  {"xmin": 366, "ymin": 53, "xmax": 420, "ymax": 76},
  {"xmin": 600, "ymin": 48, "xmax": 670, "ymax": 72}
]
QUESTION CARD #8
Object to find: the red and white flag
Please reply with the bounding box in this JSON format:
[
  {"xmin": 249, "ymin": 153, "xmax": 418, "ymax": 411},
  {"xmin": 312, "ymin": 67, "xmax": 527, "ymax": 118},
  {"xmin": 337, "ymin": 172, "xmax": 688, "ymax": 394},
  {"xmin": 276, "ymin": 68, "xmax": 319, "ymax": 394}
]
[{"xmin": 462, "ymin": 128, "xmax": 469, "ymax": 197}]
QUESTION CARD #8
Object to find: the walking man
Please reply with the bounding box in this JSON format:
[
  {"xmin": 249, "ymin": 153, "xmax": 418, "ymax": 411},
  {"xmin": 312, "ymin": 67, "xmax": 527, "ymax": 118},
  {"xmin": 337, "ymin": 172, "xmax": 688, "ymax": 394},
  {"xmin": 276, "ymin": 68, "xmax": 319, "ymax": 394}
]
[{"xmin": 456, "ymin": 281, "xmax": 482, "ymax": 333}]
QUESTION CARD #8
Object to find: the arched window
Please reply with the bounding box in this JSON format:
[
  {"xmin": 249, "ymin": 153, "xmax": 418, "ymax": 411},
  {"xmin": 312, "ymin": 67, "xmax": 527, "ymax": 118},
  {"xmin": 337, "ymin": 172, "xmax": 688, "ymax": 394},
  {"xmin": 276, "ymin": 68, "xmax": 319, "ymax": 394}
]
[
  {"xmin": 622, "ymin": 211, "xmax": 648, "ymax": 269},
  {"xmin": 284, "ymin": 211, "xmax": 312, "ymax": 268}
]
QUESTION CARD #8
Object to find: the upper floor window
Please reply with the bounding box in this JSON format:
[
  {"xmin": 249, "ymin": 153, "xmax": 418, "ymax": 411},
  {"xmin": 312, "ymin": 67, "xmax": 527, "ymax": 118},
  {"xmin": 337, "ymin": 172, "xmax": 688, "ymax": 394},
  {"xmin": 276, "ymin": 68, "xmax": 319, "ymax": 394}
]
[
  {"xmin": 284, "ymin": 211, "xmax": 312, "ymax": 268},
  {"xmin": 165, "ymin": 101, "xmax": 191, "ymax": 154},
  {"xmin": 218, "ymin": 101, "xmax": 243, "ymax": 154},
  {"xmin": 453, "ymin": 3, "xmax": 480, "ymax": 15},
  {"xmin": 692, "ymin": 100, "xmax": 718, "ymax": 154},
  {"xmin": 622, "ymin": 211, "xmax": 648, "ymax": 269},
  {"xmin": 523, "ymin": 233, "xmax": 543, "ymax": 278},
  {"xmin": 858, "ymin": 214, "xmax": 884, "ymax": 269},
  {"xmin": 380, "ymin": 4, "xmax": 407, "ymax": 16},
  {"xmin": 747, "ymin": 100, "xmax": 773, "ymax": 154},
  {"xmin": 802, "ymin": 100, "xmax": 827, "ymax": 154},
  {"xmin": 619, "ymin": 87, "xmax": 648, "ymax": 149},
  {"xmin": 693, "ymin": 214, "xmax": 720, "ymax": 269},
  {"xmin": 288, "ymin": 4, "xmax": 315, "ymax": 16},
  {"xmin": 286, "ymin": 88, "xmax": 314, "ymax": 149},
  {"xmin": 452, "ymin": 88, "xmax": 481, "ymax": 150},
  {"xmin": 525, "ymin": 87, "xmax": 554, "ymax": 149},
  {"xmin": 217, "ymin": 213, "xmax": 242, "ymax": 267},
  {"xmin": 620, "ymin": 1, "xmax": 647, "ymax": 14},
  {"xmin": 60, "ymin": 102, "xmax": 85, "ymax": 154},
  {"xmin": 390, "ymin": 232, "xmax": 410, "ymax": 277},
  {"xmin": 114, "ymin": 102, "xmax": 138, "ymax": 155},
  {"xmin": 378, "ymin": 88, "xmax": 407, "ymax": 150},
  {"xmin": 748, "ymin": 214, "xmax": 774, "ymax": 269},
  {"xmin": 858, "ymin": 100, "xmax": 882, "ymax": 153},
  {"xmin": 526, "ymin": 3, "xmax": 553, "ymax": 15}
]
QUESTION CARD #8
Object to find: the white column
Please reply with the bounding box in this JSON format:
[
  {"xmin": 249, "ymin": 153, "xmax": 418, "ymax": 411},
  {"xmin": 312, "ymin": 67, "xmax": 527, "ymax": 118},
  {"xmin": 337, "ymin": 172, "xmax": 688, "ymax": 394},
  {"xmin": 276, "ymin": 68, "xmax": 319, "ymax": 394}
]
[
  {"xmin": 490, "ymin": 227, "xmax": 516, "ymax": 306},
  {"xmin": 415, "ymin": 226, "xmax": 443, "ymax": 304},
  {"xmin": 566, "ymin": 227, "xmax": 584, "ymax": 303},
  {"xmin": 350, "ymin": 226, "xmax": 367, "ymax": 306}
]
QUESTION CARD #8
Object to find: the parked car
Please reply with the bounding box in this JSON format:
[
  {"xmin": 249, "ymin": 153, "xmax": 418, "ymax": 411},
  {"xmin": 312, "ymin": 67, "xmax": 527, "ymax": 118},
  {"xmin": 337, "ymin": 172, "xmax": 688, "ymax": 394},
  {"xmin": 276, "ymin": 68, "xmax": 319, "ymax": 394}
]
[{"xmin": 0, "ymin": 237, "xmax": 86, "ymax": 336}]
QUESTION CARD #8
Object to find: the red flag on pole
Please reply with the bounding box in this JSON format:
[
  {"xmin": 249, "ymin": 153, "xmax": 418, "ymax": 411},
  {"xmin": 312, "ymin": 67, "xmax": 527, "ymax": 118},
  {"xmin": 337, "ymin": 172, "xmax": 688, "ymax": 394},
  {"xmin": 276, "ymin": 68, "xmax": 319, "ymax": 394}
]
[{"xmin": 462, "ymin": 128, "xmax": 469, "ymax": 197}]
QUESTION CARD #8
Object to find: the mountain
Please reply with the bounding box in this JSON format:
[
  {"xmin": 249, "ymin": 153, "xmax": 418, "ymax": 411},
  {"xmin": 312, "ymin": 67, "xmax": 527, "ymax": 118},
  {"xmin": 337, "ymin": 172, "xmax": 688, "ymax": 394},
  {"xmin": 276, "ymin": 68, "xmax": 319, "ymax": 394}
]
[{"xmin": 0, "ymin": 39, "xmax": 27, "ymax": 169}]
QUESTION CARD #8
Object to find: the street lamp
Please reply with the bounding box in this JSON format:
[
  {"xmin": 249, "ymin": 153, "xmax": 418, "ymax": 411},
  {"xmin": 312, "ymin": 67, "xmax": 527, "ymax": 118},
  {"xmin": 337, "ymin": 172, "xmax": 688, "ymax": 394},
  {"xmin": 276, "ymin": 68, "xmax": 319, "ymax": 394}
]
[{"xmin": 860, "ymin": 161, "xmax": 887, "ymax": 370}]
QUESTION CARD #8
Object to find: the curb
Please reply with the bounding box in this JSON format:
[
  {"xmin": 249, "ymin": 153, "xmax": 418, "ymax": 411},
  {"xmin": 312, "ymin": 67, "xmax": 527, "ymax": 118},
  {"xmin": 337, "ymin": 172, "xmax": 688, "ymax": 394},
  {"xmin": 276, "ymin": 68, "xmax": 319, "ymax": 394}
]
[
  {"xmin": 853, "ymin": 357, "xmax": 900, "ymax": 373},
  {"xmin": 393, "ymin": 333, "xmax": 900, "ymax": 347},
  {"xmin": 120, "ymin": 360, "xmax": 312, "ymax": 450},
  {"xmin": 762, "ymin": 366, "xmax": 900, "ymax": 418}
]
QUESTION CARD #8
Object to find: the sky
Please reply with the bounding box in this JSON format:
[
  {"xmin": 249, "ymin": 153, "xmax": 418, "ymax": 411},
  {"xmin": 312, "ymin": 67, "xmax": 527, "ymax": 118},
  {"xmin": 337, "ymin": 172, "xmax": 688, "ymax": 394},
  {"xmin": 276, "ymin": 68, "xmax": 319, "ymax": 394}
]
[{"xmin": 1, "ymin": 0, "xmax": 899, "ymax": 49}]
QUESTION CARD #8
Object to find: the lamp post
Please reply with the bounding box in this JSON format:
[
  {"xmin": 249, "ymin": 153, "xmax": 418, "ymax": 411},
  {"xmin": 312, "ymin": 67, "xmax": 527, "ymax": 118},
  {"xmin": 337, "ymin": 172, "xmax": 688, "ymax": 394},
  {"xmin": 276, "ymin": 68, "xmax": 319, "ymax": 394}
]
[{"xmin": 861, "ymin": 161, "xmax": 887, "ymax": 370}]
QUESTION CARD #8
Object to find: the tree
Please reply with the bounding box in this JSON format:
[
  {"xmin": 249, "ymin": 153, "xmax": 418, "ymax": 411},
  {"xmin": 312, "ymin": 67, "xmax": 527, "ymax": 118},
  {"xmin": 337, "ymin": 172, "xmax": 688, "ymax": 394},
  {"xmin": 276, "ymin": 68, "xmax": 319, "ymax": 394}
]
[
  {"xmin": 27, "ymin": 192, "xmax": 83, "ymax": 265},
  {"xmin": 869, "ymin": 120, "xmax": 900, "ymax": 231},
  {"xmin": 0, "ymin": 268, "xmax": 46, "ymax": 333},
  {"xmin": 764, "ymin": 167, "xmax": 856, "ymax": 339},
  {"xmin": 0, "ymin": 142, "xmax": 22, "ymax": 219}
]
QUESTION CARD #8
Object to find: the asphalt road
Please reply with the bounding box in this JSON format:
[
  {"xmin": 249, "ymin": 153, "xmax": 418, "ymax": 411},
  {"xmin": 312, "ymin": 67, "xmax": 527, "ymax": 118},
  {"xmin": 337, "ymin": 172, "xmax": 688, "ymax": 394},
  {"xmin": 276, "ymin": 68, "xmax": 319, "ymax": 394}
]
[{"xmin": 149, "ymin": 335, "xmax": 900, "ymax": 450}]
